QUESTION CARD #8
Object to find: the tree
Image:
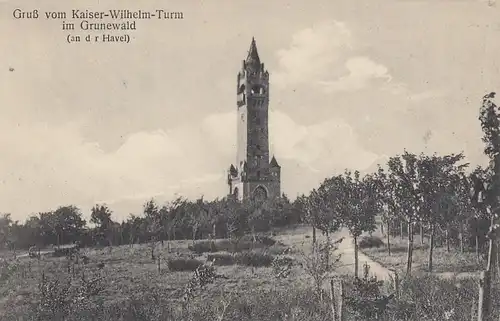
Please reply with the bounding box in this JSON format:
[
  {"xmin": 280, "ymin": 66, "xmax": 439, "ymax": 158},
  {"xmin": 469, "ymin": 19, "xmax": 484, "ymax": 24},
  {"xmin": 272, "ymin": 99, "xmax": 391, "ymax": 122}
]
[
  {"xmin": 479, "ymin": 92, "xmax": 500, "ymax": 279},
  {"xmin": 373, "ymin": 166, "xmax": 398, "ymax": 256},
  {"xmin": 468, "ymin": 166, "xmax": 492, "ymax": 261},
  {"xmin": 143, "ymin": 199, "xmax": 161, "ymax": 259},
  {"xmin": 90, "ymin": 204, "xmax": 114, "ymax": 246},
  {"xmin": 295, "ymin": 194, "xmax": 317, "ymax": 245},
  {"xmin": 387, "ymin": 151, "xmax": 423, "ymax": 275},
  {"xmin": 341, "ymin": 170, "xmax": 378, "ymax": 278},
  {"xmin": 41, "ymin": 206, "xmax": 86, "ymax": 247},
  {"xmin": 188, "ymin": 197, "xmax": 211, "ymax": 244},
  {"xmin": 315, "ymin": 175, "xmax": 346, "ymax": 268},
  {"xmin": 223, "ymin": 198, "xmax": 248, "ymax": 252},
  {"xmin": 417, "ymin": 153, "xmax": 467, "ymax": 272},
  {"xmin": 0, "ymin": 213, "xmax": 13, "ymax": 250}
]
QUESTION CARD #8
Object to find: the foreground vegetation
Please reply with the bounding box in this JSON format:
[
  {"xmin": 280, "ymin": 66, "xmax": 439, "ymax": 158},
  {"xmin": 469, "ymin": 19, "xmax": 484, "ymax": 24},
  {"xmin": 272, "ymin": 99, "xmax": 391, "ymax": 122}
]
[{"xmin": 1, "ymin": 226, "xmax": 498, "ymax": 321}]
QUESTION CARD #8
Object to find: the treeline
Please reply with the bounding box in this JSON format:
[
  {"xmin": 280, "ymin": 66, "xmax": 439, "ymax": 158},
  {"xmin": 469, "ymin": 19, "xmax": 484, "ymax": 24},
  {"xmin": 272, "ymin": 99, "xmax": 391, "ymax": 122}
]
[
  {"xmin": 299, "ymin": 152, "xmax": 493, "ymax": 275},
  {"xmin": 1, "ymin": 93, "xmax": 499, "ymax": 280},
  {"xmin": 0, "ymin": 195, "xmax": 302, "ymax": 252},
  {"xmin": 296, "ymin": 92, "xmax": 500, "ymax": 276}
]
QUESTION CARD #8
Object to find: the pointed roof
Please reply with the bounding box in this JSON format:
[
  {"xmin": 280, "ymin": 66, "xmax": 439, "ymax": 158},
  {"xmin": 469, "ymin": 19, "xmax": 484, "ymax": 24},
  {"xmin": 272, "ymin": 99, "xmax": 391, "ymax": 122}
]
[
  {"xmin": 229, "ymin": 164, "xmax": 238, "ymax": 176},
  {"xmin": 246, "ymin": 37, "xmax": 261, "ymax": 67},
  {"xmin": 270, "ymin": 156, "xmax": 280, "ymax": 168}
]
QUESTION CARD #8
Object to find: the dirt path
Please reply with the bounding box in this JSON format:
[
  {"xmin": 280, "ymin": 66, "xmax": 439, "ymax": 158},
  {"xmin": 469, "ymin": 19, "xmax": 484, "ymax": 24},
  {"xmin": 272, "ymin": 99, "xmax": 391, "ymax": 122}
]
[
  {"xmin": 330, "ymin": 229, "xmax": 394, "ymax": 281},
  {"xmin": 276, "ymin": 226, "xmax": 394, "ymax": 281}
]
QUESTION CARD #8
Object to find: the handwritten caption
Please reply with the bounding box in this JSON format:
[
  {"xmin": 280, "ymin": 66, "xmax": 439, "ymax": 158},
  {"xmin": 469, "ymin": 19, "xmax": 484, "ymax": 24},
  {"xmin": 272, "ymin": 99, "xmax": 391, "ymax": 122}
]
[{"xmin": 12, "ymin": 9, "xmax": 184, "ymax": 44}]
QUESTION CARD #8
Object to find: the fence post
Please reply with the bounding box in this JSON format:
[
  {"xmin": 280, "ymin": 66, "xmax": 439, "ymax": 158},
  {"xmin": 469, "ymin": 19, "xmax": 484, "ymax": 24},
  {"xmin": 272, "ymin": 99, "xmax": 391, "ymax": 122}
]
[
  {"xmin": 478, "ymin": 270, "xmax": 492, "ymax": 321},
  {"xmin": 471, "ymin": 295, "xmax": 476, "ymax": 321},
  {"xmin": 393, "ymin": 270, "xmax": 400, "ymax": 300},
  {"xmin": 329, "ymin": 279, "xmax": 337, "ymax": 321},
  {"xmin": 338, "ymin": 279, "xmax": 345, "ymax": 321}
]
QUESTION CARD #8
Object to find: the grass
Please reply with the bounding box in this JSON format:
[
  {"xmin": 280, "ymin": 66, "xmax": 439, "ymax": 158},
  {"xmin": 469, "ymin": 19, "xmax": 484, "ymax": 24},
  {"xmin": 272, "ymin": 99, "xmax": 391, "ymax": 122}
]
[
  {"xmin": 0, "ymin": 227, "xmax": 323, "ymax": 320},
  {"xmin": 0, "ymin": 224, "xmax": 497, "ymax": 320},
  {"xmin": 361, "ymin": 223, "xmax": 485, "ymax": 275}
]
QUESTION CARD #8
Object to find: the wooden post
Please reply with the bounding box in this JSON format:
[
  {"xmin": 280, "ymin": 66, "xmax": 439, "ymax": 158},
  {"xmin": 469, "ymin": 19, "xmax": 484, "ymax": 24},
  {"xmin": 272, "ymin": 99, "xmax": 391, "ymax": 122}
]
[
  {"xmin": 471, "ymin": 296, "xmax": 476, "ymax": 321},
  {"xmin": 486, "ymin": 215, "xmax": 496, "ymax": 279},
  {"xmin": 329, "ymin": 279, "xmax": 337, "ymax": 321},
  {"xmin": 338, "ymin": 279, "xmax": 345, "ymax": 321},
  {"xmin": 394, "ymin": 271, "xmax": 400, "ymax": 300},
  {"xmin": 478, "ymin": 270, "xmax": 492, "ymax": 321},
  {"xmin": 157, "ymin": 255, "xmax": 161, "ymax": 274}
]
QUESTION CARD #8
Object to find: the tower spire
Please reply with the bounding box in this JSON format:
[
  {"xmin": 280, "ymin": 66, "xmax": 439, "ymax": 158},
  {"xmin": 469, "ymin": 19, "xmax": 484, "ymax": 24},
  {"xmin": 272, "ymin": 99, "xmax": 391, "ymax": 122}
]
[{"xmin": 246, "ymin": 37, "xmax": 261, "ymax": 67}]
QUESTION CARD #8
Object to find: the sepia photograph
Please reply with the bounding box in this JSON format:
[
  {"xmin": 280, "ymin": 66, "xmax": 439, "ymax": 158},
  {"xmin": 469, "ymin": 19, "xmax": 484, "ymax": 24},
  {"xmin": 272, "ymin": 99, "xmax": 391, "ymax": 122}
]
[{"xmin": 1, "ymin": 0, "xmax": 500, "ymax": 320}]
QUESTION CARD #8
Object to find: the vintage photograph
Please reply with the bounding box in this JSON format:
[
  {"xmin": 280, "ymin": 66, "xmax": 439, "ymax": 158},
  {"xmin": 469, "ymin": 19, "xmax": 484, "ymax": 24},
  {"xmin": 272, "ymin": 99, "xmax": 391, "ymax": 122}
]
[{"xmin": 1, "ymin": 0, "xmax": 500, "ymax": 320}]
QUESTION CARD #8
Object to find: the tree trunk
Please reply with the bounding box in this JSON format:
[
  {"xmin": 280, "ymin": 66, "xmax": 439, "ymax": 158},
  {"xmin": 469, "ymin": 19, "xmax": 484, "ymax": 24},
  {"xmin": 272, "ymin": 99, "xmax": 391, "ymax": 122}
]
[
  {"xmin": 387, "ymin": 221, "xmax": 391, "ymax": 256},
  {"xmin": 406, "ymin": 222, "xmax": 413, "ymax": 276},
  {"xmin": 325, "ymin": 231, "xmax": 330, "ymax": 269},
  {"xmin": 380, "ymin": 222, "xmax": 384, "ymax": 235},
  {"xmin": 420, "ymin": 223, "xmax": 424, "ymax": 245},
  {"xmin": 400, "ymin": 221, "xmax": 404, "ymax": 240},
  {"xmin": 251, "ymin": 226, "xmax": 256, "ymax": 250},
  {"xmin": 476, "ymin": 235, "xmax": 481, "ymax": 263},
  {"xmin": 354, "ymin": 235, "xmax": 359, "ymax": 278},
  {"xmin": 428, "ymin": 224, "xmax": 435, "ymax": 272},
  {"xmin": 459, "ymin": 222, "xmax": 464, "ymax": 254},
  {"xmin": 192, "ymin": 227, "xmax": 197, "ymax": 245},
  {"xmin": 312, "ymin": 226, "xmax": 317, "ymax": 245},
  {"xmin": 487, "ymin": 216, "xmax": 497, "ymax": 280},
  {"xmin": 212, "ymin": 223, "xmax": 216, "ymax": 240},
  {"xmin": 445, "ymin": 227, "xmax": 450, "ymax": 252}
]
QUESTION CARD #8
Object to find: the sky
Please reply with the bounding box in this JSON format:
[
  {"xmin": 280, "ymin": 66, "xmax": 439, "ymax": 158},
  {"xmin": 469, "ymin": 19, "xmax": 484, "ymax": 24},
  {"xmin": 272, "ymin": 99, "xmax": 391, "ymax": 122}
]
[{"xmin": 1, "ymin": 0, "xmax": 499, "ymax": 221}]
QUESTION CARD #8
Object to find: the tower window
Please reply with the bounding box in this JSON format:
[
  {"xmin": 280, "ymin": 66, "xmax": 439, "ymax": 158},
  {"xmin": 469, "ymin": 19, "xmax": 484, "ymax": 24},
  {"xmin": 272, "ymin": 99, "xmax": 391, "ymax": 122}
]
[{"xmin": 251, "ymin": 85, "xmax": 266, "ymax": 95}]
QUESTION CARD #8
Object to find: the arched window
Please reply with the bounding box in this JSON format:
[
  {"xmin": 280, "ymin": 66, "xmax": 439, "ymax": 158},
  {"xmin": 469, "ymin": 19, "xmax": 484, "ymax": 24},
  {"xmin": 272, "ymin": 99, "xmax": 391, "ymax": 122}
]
[{"xmin": 253, "ymin": 185, "xmax": 268, "ymax": 201}]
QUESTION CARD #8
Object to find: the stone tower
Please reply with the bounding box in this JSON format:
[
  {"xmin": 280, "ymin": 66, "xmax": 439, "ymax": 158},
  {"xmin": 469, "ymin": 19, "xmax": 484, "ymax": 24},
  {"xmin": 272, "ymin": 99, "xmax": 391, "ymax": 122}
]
[{"xmin": 227, "ymin": 38, "xmax": 281, "ymax": 201}]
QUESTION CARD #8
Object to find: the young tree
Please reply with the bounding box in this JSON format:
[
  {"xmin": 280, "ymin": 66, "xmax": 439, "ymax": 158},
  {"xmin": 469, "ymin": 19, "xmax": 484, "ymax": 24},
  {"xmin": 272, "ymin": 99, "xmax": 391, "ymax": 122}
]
[
  {"xmin": 341, "ymin": 171, "xmax": 378, "ymax": 278},
  {"xmin": 223, "ymin": 198, "xmax": 248, "ymax": 252},
  {"xmin": 387, "ymin": 151, "xmax": 423, "ymax": 275},
  {"xmin": 373, "ymin": 166, "xmax": 397, "ymax": 256},
  {"xmin": 143, "ymin": 199, "xmax": 161, "ymax": 259},
  {"xmin": 418, "ymin": 153, "xmax": 468, "ymax": 272},
  {"xmin": 468, "ymin": 166, "xmax": 492, "ymax": 261},
  {"xmin": 315, "ymin": 176, "xmax": 345, "ymax": 268},
  {"xmin": 0, "ymin": 213, "xmax": 13, "ymax": 250},
  {"xmin": 478, "ymin": 92, "xmax": 500, "ymax": 278},
  {"xmin": 295, "ymin": 194, "xmax": 317, "ymax": 245}
]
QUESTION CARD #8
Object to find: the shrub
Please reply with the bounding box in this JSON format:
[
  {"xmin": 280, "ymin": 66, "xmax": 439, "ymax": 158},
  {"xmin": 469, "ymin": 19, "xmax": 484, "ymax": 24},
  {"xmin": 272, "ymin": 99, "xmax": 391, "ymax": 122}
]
[
  {"xmin": 272, "ymin": 256, "xmax": 294, "ymax": 278},
  {"xmin": 53, "ymin": 245, "xmax": 79, "ymax": 257},
  {"xmin": 254, "ymin": 235, "xmax": 276, "ymax": 246},
  {"xmin": 234, "ymin": 252, "xmax": 274, "ymax": 267},
  {"xmin": 359, "ymin": 236, "xmax": 384, "ymax": 249},
  {"xmin": 207, "ymin": 253, "xmax": 235, "ymax": 266},
  {"xmin": 188, "ymin": 236, "xmax": 279, "ymax": 253},
  {"xmin": 167, "ymin": 258, "xmax": 204, "ymax": 272},
  {"xmin": 188, "ymin": 241, "xmax": 217, "ymax": 254}
]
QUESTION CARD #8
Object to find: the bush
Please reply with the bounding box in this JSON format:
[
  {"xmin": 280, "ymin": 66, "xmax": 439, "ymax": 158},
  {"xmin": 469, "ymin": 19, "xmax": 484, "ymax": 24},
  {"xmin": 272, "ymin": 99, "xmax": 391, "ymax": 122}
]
[
  {"xmin": 207, "ymin": 253, "xmax": 235, "ymax": 266},
  {"xmin": 359, "ymin": 236, "xmax": 384, "ymax": 249},
  {"xmin": 188, "ymin": 241, "xmax": 217, "ymax": 254},
  {"xmin": 53, "ymin": 246, "xmax": 79, "ymax": 257},
  {"xmin": 167, "ymin": 258, "xmax": 204, "ymax": 272},
  {"xmin": 188, "ymin": 236, "xmax": 279, "ymax": 253},
  {"xmin": 234, "ymin": 252, "xmax": 274, "ymax": 267}
]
